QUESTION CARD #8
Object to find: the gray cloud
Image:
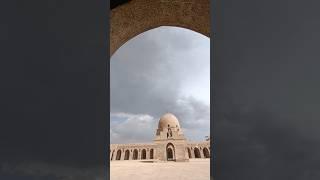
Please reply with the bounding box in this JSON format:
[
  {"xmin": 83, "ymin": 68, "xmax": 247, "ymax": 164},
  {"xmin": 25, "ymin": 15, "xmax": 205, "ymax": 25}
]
[
  {"xmin": 110, "ymin": 26, "xmax": 210, "ymax": 143},
  {"xmin": 110, "ymin": 113, "xmax": 157, "ymax": 144}
]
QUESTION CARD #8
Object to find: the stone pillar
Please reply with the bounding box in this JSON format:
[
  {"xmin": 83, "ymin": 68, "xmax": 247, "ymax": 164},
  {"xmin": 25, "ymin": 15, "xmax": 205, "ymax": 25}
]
[
  {"xmin": 129, "ymin": 149, "xmax": 133, "ymax": 160},
  {"xmin": 187, "ymin": 147, "xmax": 193, "ymax": 159},
  {"xmin": 146, "ymin": 149, "xmax": 150, "ymax": 160},
  {"xmin": 120, "ymin": 149, "xmax": 125, "ymax": 160},
  {"xmin": 112, "ymin": 150, "xmax": 117, "ymax": 161},
  {"xmin": 174, "ymin": 144, "xmax": 188, "ymax": 162},
  {"xmin": 185, "ymin": 149, "xmax": 189, "ymax": 159},
  {"xmin": 200, "ymin": 147, "xmax": 204, "ymax": 158},
  {"xmin": 110, "ymin": 149, "xmax": 113, "ymax": 160},
  {"xmin": 152, "ymin": 149, "xmax": 155, "ymax": 159},
  {"xmin": 191, "ymin": 147, "xmax": 195, "ymax": 158}
]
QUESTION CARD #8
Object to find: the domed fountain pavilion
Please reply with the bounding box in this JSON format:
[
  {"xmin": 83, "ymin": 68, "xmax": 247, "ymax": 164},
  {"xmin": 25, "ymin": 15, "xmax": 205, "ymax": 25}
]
[{"xmin": 110, "ymin": 113, "xmax": 210, "ymax": 162}]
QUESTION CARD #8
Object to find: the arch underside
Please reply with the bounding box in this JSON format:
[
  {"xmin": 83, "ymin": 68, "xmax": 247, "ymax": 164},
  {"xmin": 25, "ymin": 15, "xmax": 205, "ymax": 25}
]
[
  {"xmin": 124, "ymin": 150, "xmax": 130, "ymax": 160},
  {"xmin": 194, "ymin": 147, "xmax": 201, "ymax": 158},
  {"xmin": 203, "ymin": 147, "xmax": 210, "ymax": 158},
  {"xmin": 110, "ymin": 0, "xmax": 210, "ymax": 55},
  {"xmin": 141, "ymin": 149, "xmax": 147, "ymax": 159},
  {"xmin": 133, "ymin": 149, "xmax": 138, "ymax": 160},
  {"xmin": 165, "ymin": 143, "xmax": 175, "ymax": 161},
  {"xmin": 150, "ymin": 149, "xmax": 154, "ymax": 159},
  {"xmin": 167, "ymin": 148, "xmax": 174, "ymax": 160},
  {"xmin": 116, "ymin": 150, "xmax": 122, "ymax": 160}
]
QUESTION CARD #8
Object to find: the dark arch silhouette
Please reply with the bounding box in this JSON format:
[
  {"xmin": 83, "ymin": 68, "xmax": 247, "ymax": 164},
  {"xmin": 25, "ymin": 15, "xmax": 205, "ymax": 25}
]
[
  {"xmin": 203, "ymin": 147, "xmax": 210, "ymax": 158},
  {"xmin": 124, "ymin": 149, "xmax": 130, "ymax": 160},
  {"xmin": 133, "ymin": 149, "xmax": 138, "ymax": 160},
  {"xmin": 150, "ymin": 149, "xmax": 154, "ymax": 159},
  {"xmin": 110, "ymin": 0, "xmax": 210, "ymax": 55},
  {"xmin": 166, "ymin": 143, "xmax": 175, "ymax": 161},
  {"xmin": 194, "ymin": 147, "xmax": 201, "ymax": 158},
  {"xmin": 141, "ymin": 149, "xmax": 146, "ymax": 159},
  {"xmin": 116, "ymin": 149, "xmax": 122, "ymax": 160},
  {"xmin": 167, "ymin": 148, "xmax": 173, "ymax": 160}
]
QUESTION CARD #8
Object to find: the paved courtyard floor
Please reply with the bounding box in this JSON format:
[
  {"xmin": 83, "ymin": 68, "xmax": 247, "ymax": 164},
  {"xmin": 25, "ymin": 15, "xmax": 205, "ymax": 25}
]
[{"xmin": 110, "ymin": 159, "xmax": 210, "ymax": 180}]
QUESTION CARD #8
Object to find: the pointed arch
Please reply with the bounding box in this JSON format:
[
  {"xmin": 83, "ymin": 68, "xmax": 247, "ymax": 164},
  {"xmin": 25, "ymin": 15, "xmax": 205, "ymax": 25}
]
[
  {"xmin": 133, "ymin": 149, "xmax": 138, "ymax": 160},
  {"xmin": 110, "ymin": 0, "xmax": 210, "ymax": 55},
  {"xmin": 166, "ymin": 143, "xmax": 175, "ymax": 161},
  {"xmin": 203, "ymin": 147, "xmax": 210, "ymax": 158},
  {"xmin": 194, "ymin": 147, "xmax": 201, "ymax": 158},
  {"xmin": 124, "ymin": 149, "xmax": 130, "ymax": 160},
  {"xmin": 150, "ymin": 149, "xmax": 154, "ymax": 159},
  {"xmin": 141, "ymin": 149, "xmax": 147, "ymax": 159},
  {"xmin": 116, "ymin": 149, "xmax": 122, "ymax": 160}
]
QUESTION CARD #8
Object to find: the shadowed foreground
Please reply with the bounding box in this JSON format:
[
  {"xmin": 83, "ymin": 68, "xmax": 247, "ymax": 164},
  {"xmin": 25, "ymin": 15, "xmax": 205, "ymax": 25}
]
[{"xmin": 110, "ymin": 159, "xmax": 210, "ymax": 180}]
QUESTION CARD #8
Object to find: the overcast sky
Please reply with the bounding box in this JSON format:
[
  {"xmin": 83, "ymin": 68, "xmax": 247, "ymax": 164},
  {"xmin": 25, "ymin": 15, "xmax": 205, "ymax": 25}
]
[{"xmin": 110, "ymin": 26, "xmax": 210, "ymax": 144}]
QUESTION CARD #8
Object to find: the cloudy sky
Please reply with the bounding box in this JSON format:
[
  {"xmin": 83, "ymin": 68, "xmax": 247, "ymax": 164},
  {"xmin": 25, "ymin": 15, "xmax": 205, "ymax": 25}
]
[{"xmin": 110, "ymin": 26, "xmax": 210, "ymax": 144}]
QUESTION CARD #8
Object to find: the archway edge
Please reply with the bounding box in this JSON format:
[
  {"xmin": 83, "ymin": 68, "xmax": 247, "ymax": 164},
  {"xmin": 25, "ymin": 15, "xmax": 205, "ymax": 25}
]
[{"xmin": 110, "ymin": 0, "xmax": 210, "ymax": 56}]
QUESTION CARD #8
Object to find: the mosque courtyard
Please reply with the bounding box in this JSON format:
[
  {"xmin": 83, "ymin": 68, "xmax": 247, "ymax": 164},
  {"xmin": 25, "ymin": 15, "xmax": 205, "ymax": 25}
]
[{"xmin": 110, "ymin": 159, "xmax": 210, "ymax": 180}]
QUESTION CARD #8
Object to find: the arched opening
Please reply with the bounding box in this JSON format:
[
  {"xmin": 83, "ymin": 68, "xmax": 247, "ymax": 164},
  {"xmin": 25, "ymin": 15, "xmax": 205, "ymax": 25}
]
[
  {"xmin": 141, "ymin": 149, "xmax": 146, "ymax": 159},
  {"xmin": 124, "ymin": 149, "xmax": 130, "ymax": 160},
  {"xmin": 116, "ymin": 149, "xmax": 122, "ymax": 160},
  {"xmin": 150, "ymin": 149, "xmax": 154, "ymax": 159},
  {"xmin": 187, "ymin": 148, "xmax": 192, "ymax": 158},
  {"xmin": 110, "ymin": 0, "xmax": 210, "ymax": 55},
  {"xmin": 110, "ymin": 0, "xmax": 211, "ymax": 169},
  {"xmin": 110, "ymin": 26, "xmax": 210, "ymax": 163},
  {"xmin": 194, "ymin": 147, "xmax": 201, "ymax": 158},
  {"xmin": 167, "ymin": 148, "xmax": 173, "ymax": 160},
  {"xmin": 110, "ymin": 26, "xmax": 210, "ymax": 142},
  {"xmin": 111, "ymin": 150, "xmax": 114, "ymax": 161},
  {"xmin": 166, "ymin": 143, "xmax": 175, "ymax": 161},
  {"xmin": 203, "ymin": 147, "xmax": 210, "ymax": 158},
  {"xmin": 133, "ymin": 149, "xmax": 138, "ymax": 160}
]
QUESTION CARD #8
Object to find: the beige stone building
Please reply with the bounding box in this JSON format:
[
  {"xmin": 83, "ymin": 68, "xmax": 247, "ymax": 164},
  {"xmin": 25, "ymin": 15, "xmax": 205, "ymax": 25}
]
[{"xmin": 110, "ymin": 113, "xmax": 210, "ymax": 162}]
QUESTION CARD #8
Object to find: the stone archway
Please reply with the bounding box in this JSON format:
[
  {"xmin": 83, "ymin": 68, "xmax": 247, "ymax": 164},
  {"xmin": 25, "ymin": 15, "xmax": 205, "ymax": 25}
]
[
  {"xmin": 124, "ymin": 149, "xmax": 130, "ymax": 160},
  {"xmin": 110, "ymin": 0, "xmax": 210, "ymax": 56},
  {"xmin": 150, "ymin": 149, "xmax": 154, "ymax": 159},
  {"xmin": 194, "ymin": 147, "xmax": 201, "ymax": 158},
  {"xmin": 133, "ymin": 149, "xmax": 138, "ymax": 160},
  {"xmin": 141, "ymin": 149, "xmax": 147, "ymax": 159},
  {"xmin": 116, "ymin": 149, "xmax": 122, "ymax": 160},
  {"xmin": 166, "ymin": 143, "xmax": 175, "ymax": 161},
  {"xmin": 167, "ymin": 148, "xmax": 173, "ymax": 160},
  {"xmin": 203, "ymin": 147, "xmax": 210, "ymax": 158}
]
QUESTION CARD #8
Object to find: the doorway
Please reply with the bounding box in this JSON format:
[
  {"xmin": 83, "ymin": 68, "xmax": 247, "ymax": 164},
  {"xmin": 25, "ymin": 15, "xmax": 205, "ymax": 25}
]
[{"xmin": 166, "ymin": 143, "xmax": 175, "ymax": 161}]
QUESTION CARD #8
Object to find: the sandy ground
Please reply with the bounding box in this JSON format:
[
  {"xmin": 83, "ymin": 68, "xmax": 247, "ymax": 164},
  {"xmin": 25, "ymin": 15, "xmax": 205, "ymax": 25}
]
[{"xmin": 110, "ymin": 159, "xmax": 210, "ymax": 180}]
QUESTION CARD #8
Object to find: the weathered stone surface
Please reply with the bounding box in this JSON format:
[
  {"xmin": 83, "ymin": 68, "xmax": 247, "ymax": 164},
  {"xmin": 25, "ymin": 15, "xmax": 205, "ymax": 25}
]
[{"xmin": 110, "ymin": 0, "xmax": 210, "ymax": 55}]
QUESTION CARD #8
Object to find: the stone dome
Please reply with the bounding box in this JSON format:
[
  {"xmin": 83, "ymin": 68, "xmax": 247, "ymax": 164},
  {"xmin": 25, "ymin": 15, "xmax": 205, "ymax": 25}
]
[{"xmin": 158, "ymin": 113, "xmax": 181, "ymax": 130}]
